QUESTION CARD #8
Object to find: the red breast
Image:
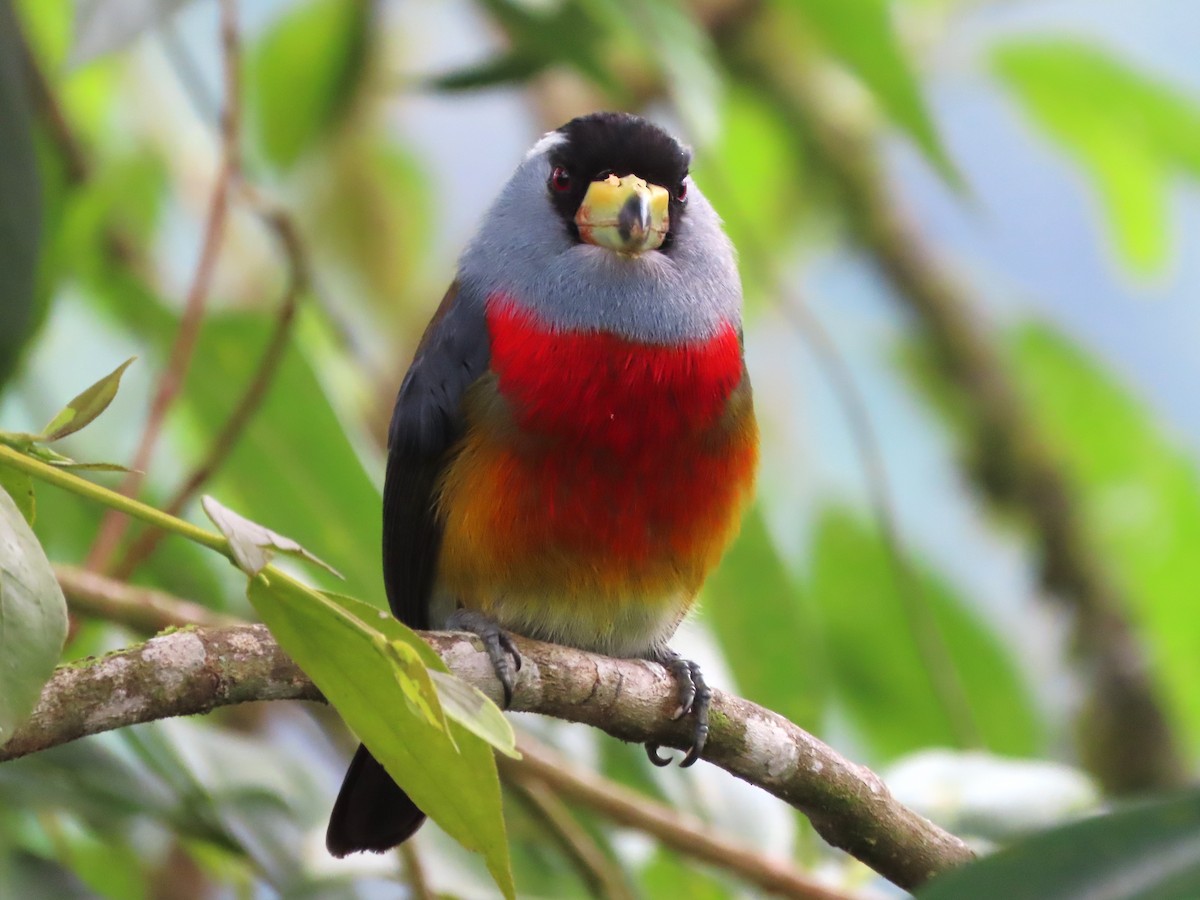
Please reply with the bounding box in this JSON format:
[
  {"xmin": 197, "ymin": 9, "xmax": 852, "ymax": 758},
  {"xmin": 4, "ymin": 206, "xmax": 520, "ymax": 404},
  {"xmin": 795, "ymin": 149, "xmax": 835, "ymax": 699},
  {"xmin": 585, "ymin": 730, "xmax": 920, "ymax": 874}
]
[{"xmin": 434, "ymin": 295, "xmax": 758, "ymax": 615}]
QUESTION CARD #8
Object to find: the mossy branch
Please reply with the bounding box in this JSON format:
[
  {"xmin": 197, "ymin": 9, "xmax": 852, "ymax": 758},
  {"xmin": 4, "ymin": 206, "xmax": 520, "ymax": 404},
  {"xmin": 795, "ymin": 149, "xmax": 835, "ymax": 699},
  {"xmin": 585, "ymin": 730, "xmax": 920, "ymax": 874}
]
[{"xmin": 1, "ymin": 623, "xmax": 972, "ymax": 892}]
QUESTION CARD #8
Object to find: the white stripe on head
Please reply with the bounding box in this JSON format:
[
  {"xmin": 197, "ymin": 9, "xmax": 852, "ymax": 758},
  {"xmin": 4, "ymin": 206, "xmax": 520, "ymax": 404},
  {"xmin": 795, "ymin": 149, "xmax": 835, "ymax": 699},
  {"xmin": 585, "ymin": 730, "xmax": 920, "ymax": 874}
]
[{"xmin": 525, "ymin": 130, "xmax": 567, "ymax": 160}]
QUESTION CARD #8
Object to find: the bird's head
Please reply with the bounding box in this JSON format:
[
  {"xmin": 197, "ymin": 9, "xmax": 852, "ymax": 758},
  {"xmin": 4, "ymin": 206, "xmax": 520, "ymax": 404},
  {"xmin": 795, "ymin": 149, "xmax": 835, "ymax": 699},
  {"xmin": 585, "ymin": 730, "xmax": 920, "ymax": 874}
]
[{"xmin": 457, "ymin": 112, "xmax": 742, "ymax": 344}]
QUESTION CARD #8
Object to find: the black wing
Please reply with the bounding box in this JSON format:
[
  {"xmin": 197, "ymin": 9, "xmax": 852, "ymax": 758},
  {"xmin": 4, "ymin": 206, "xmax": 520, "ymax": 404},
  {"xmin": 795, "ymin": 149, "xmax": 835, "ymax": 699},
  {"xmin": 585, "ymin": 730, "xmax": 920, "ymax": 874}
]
[
  {"xmin": 383, "ymin": 281, "xmax": 490, "ymax": 629},
  {"xmin": 327, "ymin": 283, "xmax": 491, "ymax": 857}
]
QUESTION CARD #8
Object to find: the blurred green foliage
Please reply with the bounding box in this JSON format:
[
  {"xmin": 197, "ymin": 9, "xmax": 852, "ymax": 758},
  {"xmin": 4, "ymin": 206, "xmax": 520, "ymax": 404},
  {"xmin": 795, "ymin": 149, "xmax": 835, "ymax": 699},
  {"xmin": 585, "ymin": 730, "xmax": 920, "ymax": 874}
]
[
  {"xmin": 995, "ymin": 39, "xmax": 1200, "ymax": 272},
  {"xmin": 1, "ymin": 0, "xmax": 1199, "ymax": 896}
]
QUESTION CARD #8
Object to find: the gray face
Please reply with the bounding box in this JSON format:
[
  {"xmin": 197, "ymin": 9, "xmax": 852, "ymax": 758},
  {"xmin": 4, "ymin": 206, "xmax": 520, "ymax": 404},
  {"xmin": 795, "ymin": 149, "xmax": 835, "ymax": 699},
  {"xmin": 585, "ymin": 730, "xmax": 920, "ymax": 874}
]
[{"xmin": 456, "ymin": 128, "xmax": 744, "ymax": 345}]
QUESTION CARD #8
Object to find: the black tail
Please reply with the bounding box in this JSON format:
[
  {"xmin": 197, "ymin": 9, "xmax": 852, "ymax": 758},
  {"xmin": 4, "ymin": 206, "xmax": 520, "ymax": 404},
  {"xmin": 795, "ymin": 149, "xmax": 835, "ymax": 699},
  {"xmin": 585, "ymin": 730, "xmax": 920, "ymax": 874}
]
[{"xmin": 326, "ymin": 743, "xmax": 427, "ymax": 856}]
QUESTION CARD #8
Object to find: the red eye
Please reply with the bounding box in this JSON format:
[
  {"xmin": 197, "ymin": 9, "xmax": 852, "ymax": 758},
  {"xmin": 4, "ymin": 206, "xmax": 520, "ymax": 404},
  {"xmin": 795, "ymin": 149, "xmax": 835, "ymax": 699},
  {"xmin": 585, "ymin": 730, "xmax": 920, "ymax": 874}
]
[
  {"xmin": 550, "ymin": 166, "xmax": 571, "ymax": 192},
  {"xmin": 677, "ymin": 180, "xmax": 688, "ymax": 201}
]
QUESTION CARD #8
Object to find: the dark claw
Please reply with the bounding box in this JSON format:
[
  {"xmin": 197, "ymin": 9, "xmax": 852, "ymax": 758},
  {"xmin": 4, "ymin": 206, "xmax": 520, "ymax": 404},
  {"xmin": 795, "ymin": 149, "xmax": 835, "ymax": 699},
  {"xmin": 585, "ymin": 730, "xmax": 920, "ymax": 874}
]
[
  {"xmin": 645, "ymin": 742, "xmax": 673, "ymax": 767},
  {"xmin": 445, "ymin": 609, "xmax": 521, "ymax": 707},
  {"xmin": 647, "ymin": 651, "xmax": 712, "ymax": 768}
]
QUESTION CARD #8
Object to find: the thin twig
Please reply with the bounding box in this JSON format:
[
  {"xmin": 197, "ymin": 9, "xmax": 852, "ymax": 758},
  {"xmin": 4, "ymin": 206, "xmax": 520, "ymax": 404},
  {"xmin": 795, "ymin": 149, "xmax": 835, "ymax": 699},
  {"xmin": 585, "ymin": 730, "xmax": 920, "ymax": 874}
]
[
  {"xmin": 503, "ymin": 737, "xmax": 857, "ymax": 900},
  {"xmin": 700, "ymin": 144, "xmax": 984, "ymax": 749},
  {"xmin": 112, "ymin": 200, "xmax": 308, "ymax": 578},
  {"xmin": 15, "ymin": 26, "xmax": 89, "ymax": 185},
  {"xmin": 504, "ymin": 770, "xmax": 637, "ymax": 900},
  {"xmin": 398, "ymin": 842, "xmax": 434, "ymax": 900},
  {"xmin": 55, "ymin": 563, "xmax": 240, "ymax": 632},
  {"xmin": 85, "ymin": 0, "xmax": 242, "ymax": 573},
  {"xmin": 778, "ymin": 294, "xmax": 983, "ymax": 749}
]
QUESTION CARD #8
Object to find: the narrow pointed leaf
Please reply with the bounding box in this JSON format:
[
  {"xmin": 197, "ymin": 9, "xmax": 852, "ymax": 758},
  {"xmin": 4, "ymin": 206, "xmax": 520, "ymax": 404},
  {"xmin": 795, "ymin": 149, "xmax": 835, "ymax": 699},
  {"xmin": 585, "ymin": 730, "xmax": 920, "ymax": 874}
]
[{"xmin": 40, "ymin": 357, "xmax": 135, "ymax": 441}]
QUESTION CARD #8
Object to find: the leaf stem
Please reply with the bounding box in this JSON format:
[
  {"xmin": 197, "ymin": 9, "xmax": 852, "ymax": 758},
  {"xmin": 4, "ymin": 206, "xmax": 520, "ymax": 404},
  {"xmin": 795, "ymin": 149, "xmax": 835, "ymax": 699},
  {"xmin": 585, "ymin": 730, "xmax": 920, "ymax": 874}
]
[{"xmin": 0, "ymin": 445, "xmax": 227, "ymax": 555}]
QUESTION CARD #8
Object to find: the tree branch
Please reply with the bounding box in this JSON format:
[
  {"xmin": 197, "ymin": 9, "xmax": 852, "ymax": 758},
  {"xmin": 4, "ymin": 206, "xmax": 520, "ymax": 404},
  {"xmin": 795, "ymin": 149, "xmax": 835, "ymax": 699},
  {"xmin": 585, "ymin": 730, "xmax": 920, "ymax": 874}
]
[
  {"xmin": 1, "ymin": 624, "xmax": 972, "ymax": 891},
  {"xmin": 55, "ymin": 563, "xmax": 241, "ymax": 632}
]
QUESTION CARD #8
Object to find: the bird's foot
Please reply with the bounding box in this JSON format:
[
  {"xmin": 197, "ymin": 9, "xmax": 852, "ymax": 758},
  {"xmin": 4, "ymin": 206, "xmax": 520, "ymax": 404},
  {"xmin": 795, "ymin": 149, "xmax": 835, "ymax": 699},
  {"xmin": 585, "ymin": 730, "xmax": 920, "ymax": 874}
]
[
  {"xmin": 644, "ymin": 650, "xmax": 711, "ymax": 769},
  {"xmin": 445, "ymin": 609, "xmax": 522, "ymax": 707}
]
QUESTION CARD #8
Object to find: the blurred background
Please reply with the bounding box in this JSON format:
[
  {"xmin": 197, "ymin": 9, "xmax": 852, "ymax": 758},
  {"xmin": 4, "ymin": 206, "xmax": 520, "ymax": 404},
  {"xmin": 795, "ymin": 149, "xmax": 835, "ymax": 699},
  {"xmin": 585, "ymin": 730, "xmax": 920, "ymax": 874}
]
[{"xmin": 1, "ymin": 0, "xmax": 1199, "ymax": 896}]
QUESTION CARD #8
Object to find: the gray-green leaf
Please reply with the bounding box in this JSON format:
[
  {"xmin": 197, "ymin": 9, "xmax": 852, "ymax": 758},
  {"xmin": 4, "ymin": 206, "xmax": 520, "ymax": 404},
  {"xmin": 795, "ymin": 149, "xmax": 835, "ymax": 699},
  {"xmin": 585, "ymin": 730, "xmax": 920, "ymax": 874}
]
[
  {"xmin": 0, "ymin": 485, "xmax": 68, "ymax": 746},
  {"xmin": 202, "ymin": 495, "xmax": 342, "ymax": 579},
  {"xmin": 246, "ymin": 574, "xmax": 515, "ymax": 898}
]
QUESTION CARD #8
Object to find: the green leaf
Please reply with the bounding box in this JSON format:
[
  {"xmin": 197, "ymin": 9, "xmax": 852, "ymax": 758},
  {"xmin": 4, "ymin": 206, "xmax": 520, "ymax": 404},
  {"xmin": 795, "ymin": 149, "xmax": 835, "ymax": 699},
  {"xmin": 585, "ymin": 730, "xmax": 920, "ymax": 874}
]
[
  {"xmin": 45, "ymin": 460, "xmax": 130, "ymax": 472},
  {"xmin": 428, "ymin": 670, "xmax": 519, "ymax": 758},
  {"xmin": 308, "ymin": 139, "xmax": 435, "ymax": 317},
  {"xmin": 250, "ymin": 0, "xmax": 368, "ymax": 169},
  {"xmin": 55, "ymin": 821, "xmax": 148, "ymax": 900},
  {"xmin": 246, "ymin": 575, "xmax": 515, "ymax": 897},
  {"xmin": 1007, "ymin": 323, "xmax": 1200, "ymax": 756},
  {"xmin": 810, "ymin": 508, "xmax": 1040, "ymax": 759},
  {"xmin": 993, "ymin": 39, "xmax": 1200, "ymax": 273},
  {"xmin": 787, "ymin": 0, "xmax": 956, "ymax": 181},
  {"xmin": 0, "ymin": 0, "xmax": 44, "ymax": 389},
  {"xmin": 445, "ymin": 0, "xmax": 627, "ymax": 100},
  {"xmin": 201, "ymin": 495, "xmax": 342, "ymax": 580},
  {"xmin": 640, "ymin": 847, "xmax": 730, "ymax": 899},
  {"xmin": 693, "ymin": 86, "xmax": 810, "ymax": 310},
  {"xmin": 39, "ymin": 357, "xmax": 135, "ymax": 441},
  {"xmin": 0, "ymin": 466, "xmax": 35, "ymax": 525},
  {"xmin": 0, "ymin": 484, "xmax": 68, "ymax": 746},
  {"xmin": 918, "ymin": 789, "xmax": 1200, "ymax": 899},
  {"xmin": 426, "ymin": 51, "xmax": 546, "ymax": 92}
]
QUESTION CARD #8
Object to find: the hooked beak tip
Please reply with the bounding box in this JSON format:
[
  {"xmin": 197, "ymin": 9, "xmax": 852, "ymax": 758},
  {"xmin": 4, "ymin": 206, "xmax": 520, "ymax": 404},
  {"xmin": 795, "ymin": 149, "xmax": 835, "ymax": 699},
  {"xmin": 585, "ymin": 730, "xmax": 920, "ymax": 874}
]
[{"xmin": 617, "ymin": 193, "xmax": 651, "ymax": 243}]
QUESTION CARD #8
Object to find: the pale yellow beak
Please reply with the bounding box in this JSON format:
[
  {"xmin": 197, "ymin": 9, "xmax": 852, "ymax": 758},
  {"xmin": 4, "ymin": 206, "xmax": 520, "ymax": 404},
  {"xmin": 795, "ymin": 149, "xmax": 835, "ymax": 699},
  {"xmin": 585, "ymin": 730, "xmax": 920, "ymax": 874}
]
[{"xmin": 575, "ymin": 173, "xmax": 670, "ymax": 255}]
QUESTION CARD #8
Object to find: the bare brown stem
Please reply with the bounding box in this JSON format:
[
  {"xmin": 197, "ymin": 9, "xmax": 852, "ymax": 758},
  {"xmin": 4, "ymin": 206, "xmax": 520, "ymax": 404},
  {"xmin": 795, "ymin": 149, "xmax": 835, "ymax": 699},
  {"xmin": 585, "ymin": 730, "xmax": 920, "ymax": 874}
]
[
  {"xmin": 55, "ymin": 563, "xmax": 240, "ymax": 632},
  {"xmin": 503, "ymin": 737, "xmax": 859, "ymax": 900},
  {"xmin": 504, "ymin": 768, "xmax": 638, "ymax": 900},
  {"xmin": 85, "ymin": 0, "xmax": 242, "ymax": 573},
  {"xmin": 112, "ymin": 201, "xmax": 307, "ymax": 578}
]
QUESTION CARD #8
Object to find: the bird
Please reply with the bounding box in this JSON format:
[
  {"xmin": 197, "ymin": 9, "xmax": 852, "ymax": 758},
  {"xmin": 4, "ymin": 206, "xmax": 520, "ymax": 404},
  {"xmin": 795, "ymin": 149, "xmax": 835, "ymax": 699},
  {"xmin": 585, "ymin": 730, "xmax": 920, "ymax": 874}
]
[{"xmin": 326, "ymin": 111, "xmax": 758, "ymax": 856}]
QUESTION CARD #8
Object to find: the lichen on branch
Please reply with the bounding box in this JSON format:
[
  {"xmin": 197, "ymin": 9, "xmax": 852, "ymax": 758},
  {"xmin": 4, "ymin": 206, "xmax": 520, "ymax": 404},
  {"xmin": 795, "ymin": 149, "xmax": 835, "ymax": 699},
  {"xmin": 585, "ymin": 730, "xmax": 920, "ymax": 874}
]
[{"xmin": 1, "ymin": 623, "xmax": 972, "ymax": 890}]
